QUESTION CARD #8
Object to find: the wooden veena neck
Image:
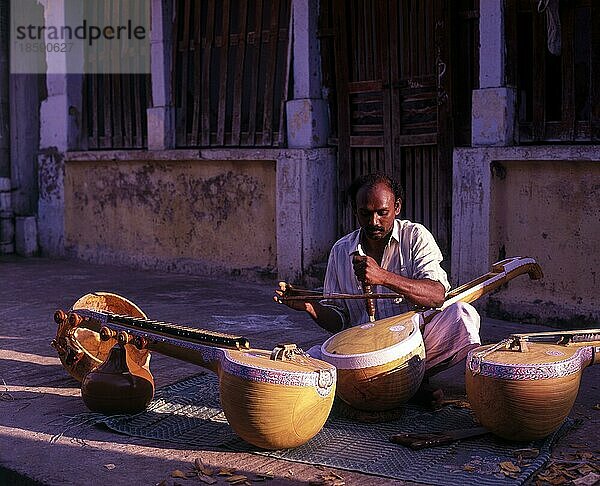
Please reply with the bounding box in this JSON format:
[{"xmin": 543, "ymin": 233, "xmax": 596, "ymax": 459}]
[
  {"xmin": 422, "ymin": 256, "xmax": 543, "ymax": 323},
  {"xmin": 506, "ymin": 329, "xmax": 600, "ymax": 365},
  {"xmin": 105, "ymin": 313, "xmax": 250, "ymax": 349},
  {"xmin": 73, "ymin": 308, "xmax": 251, "ymax": 351}
]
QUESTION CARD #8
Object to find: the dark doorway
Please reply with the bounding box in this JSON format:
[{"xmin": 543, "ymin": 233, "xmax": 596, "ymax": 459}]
[{"xmin": 320, "ymin": 0, "xmax": 479, "ymax": 267}]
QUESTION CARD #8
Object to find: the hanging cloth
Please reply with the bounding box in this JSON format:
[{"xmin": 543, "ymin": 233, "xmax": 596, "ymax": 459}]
[{"xmin": 538, "ymin": 0, "xmax": 561, "ymax": 55}]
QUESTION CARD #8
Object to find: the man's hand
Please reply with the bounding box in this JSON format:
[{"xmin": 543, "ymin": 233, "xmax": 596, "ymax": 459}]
[
  {"xmin": 352, "ymin": 254, "xmax": 385, "ymax": 286},
  {"xmin": 273, "ymin": 282, "xmax": 346, "ymax": 333},
  {"xmin": 352, "ymin": 255, "xmax": 445, "ymax": 308},
  {"xmin": 273, "ymin": 282, "xmax": 308, "ymax": 312}
]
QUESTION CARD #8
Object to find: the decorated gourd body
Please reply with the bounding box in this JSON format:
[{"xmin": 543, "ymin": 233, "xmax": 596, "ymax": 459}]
[
  {"xmin": 321, "ymin": 313, "xmax": 424, "ymax": 411},
  {"xmin": 318, "ymin": 257, "xmax": 543, "ymax": 412},
  {"xmin": 217, "ymin": 349, "xmax": 336, "ymax": 449},
  {"xmin": 466, "ymin": 343, "xmax": 594, "ymax": 440}
]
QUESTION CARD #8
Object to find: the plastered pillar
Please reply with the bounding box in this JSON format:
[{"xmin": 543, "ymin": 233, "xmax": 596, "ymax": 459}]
[
  {"xmin": 454, "ymin": 0, "xmax": 514, "ymax": 285},
  {"xmin": 471, "ymin": 0, "xmax": 516, "ymax": 146},
  {"xmin": 147, "ymin": 0, "xmax": 175, "ymax": 150},
  {"xmin": 276, "ymin": 148, "xmax": 336, "ymax": 284},
  {"xmin": 285, "ymin": 0, "xmax": 329, "ymax": 148},
  {"xmin": 37, "ymin": 0, "xmax": 84, "ymax": 256},
  {"xmin": 277, "ymin": 0, "xmax": 336, "ymax": 283}
]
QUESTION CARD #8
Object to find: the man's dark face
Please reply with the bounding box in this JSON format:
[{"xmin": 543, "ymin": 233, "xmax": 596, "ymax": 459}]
[{"xmin": 354, "ymin": 182, "xmax": 401, "ymax": 241}]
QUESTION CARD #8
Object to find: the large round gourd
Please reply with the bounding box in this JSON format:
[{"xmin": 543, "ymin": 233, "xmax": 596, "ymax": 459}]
[
  {"xmin": 218, "ymin": 349, "xmax": 336, "ymax": 449},
  {"xmin": 52, "ymin": 292, "xmax": 149, "ymax": 382},
  {"xmin": 465, "ymin": 343, "xmax": 593, "ymax": 440},
  {"xmin": 321, "ymin": 313, "xmax": 425, "ymax": 411}
]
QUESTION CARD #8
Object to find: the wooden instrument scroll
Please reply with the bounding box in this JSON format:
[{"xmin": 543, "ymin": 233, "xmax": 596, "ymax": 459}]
[
  {"xmin": 319, "ymin": 257, "xmax": 544, "ymax": 411},
  {"xmin": 466, "ymin": 329, "xmax": 600, "ymax": 441},
  {"xmin": 52, "ymin": 292, "xmax": 336, "ymax": 450},
  {"xmin": 52, "ymin": 292, "xmax": 150, "ymax": 383}
]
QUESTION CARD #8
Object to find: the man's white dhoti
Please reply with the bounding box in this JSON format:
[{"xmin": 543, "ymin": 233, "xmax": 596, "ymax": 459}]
[{"xmin": 421, "ymin": 301, "xmax": 480, "ymax": 371}]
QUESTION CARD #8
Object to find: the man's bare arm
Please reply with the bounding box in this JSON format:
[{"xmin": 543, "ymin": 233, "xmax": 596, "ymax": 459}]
[
  {"xmin": 274, "ymin": 283, "xmax": 346, "ymax": 333},
  {"xmin": 301, "ymin": 301, "xmax": 346, "ymax": 333},
  {"xmin": 353, "ymin": 255, "xmax": 446, "ymax": 308}
]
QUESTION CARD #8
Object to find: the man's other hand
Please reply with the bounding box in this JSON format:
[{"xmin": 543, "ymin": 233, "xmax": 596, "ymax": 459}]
[{"xmin": 273, "ymin": 281, "xmax": 308, "ymax": 311}]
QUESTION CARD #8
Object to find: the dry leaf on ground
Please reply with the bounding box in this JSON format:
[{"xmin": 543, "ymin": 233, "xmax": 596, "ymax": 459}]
[
  {"xmin": 171, "ymin": 469, "xmax": 187, "ymax": 479},
  {"xmin": 535, "ymin": 461, "xmax": 594, "ymax": 486},
  {"xmin": 573, "ymin": 465, "xmax": 594, "ymax": 476},
  {"xmin": 500, "ymin": 461, "xmax": 521, "ymax": 473},
  {"xmin": 512, "ymin": 448, "xmax": 539, "ymax": 459},
  {"xmin": 573, "ymin": 472, "xmax": 600, "ymax": 486},
  {"xmin": 193, "ymin": 458, "xmax": 214, "ymax": 476},
  {"xmin": 310, "ymin": 470, "xmax": 346, "ymax": 486},
  {"xmin": 197, "ymin": 474, "xmax": 217, "ymax": 485},
  {"xmin": 226, "ymin": 474, "xmax": 248, "ymax": 484},
  {"xmin": 578, "ymin": 452, "xmax": 594, "ymax": 460},
  {"xmin": 218, "ymin": 467, "xmax": 237, "ymax": 476}
]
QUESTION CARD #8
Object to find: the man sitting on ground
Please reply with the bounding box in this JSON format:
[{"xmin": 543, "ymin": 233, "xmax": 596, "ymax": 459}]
[{"xmin": 275, "ymin": 172, "xmax": 481, "ymax": 407}]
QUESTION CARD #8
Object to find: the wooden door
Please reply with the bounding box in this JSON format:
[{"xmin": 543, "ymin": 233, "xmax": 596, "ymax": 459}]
[{"xmin": 326, "ymin": 0, "xmax": 453, "ymax": 261}]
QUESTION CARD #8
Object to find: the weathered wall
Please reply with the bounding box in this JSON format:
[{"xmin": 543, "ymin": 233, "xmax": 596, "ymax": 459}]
[
  {"xmin": 453, "ymin": 146, "xmax": 600, "ymax": 327},
  {"xmin": 31, "ymin": 1, "xmax": 336, "ymax": 282},
  {"xmin": 489, "ymin": 160, "xmax": 600, "ymax": 326},
  {"xmin": 64, "ymin": 159, "xmax": 277, "ymax": 279}
]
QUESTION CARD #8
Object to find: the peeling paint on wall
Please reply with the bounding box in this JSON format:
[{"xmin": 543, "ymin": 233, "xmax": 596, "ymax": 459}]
[
  {"xmin": 181, "ymin": 171, "xmax": 264, "ymax": 229},
  {"xmin": 38, "ymin": 147, "xmax": 65, "ymax": 201},
  {"xmin": 64, "ymin": 160, "xmax": 277, "ymax": 277}
]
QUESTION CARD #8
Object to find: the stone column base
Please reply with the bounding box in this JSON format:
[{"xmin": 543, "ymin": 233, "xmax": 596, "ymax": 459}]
[
  {"xmin": 16, "ymin": 216, "xmax": 38, "ymax": 256},
  {"xmin": 147, "ymin": 106, "xmax": 175, "ymax": 150},
  {"xmin": 286, "ymin": 98, "xmax": 329, "ymax": 149},
  {"xmin": 471, "ymin": 87, "xmax": 516, "ymax": 147}
]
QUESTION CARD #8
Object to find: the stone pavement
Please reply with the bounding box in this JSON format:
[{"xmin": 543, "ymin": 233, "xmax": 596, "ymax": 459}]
[{"xmin": 0, "ymin": 256, "xmax": 598, "ymax": 485}]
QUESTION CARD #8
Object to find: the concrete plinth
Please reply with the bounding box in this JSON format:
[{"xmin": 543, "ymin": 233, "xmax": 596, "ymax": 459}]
[
  {"xmin": 471, "ymin": 87, "xmax": 516, "ymax": 147},
  {"xmin": 15, "ymin": 216, "xmax": 38, "ymax": 256},
  {"xmin": 286, "ymin": 98, "xmax": 330, "ymax": 148}
]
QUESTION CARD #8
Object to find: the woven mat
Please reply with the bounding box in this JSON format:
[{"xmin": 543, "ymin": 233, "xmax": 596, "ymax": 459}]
[{"xmin": 98, "ymin": 372, "xmax": 572, "ymax": 486}]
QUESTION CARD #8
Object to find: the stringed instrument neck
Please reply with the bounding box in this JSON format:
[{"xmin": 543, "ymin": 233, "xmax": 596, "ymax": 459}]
[
  {"xmin": 422, "ymin": 257, "xmax": 543, "ymax": 323},
  {"xmin": 55, "ymin": 289, "xmax": 338, "ymax": 451},
  {"xmin": 71, "ymin": 309, "xmax": 250, "ymax": 372},
  {"xmin": 107, "ymin": 313, "xmax": 249, "ymax": 349}
]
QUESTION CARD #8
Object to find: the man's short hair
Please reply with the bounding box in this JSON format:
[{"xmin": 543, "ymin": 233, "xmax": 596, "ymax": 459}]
[{"xmin": 347, "ymin": 172, "xmax": 405, "ymax": 209}]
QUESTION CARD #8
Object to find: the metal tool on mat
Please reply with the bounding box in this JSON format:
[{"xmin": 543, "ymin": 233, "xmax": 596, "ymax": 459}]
[{"xmin": 390, "ymin": 426, "xmax": 489, "ymax": 449}]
